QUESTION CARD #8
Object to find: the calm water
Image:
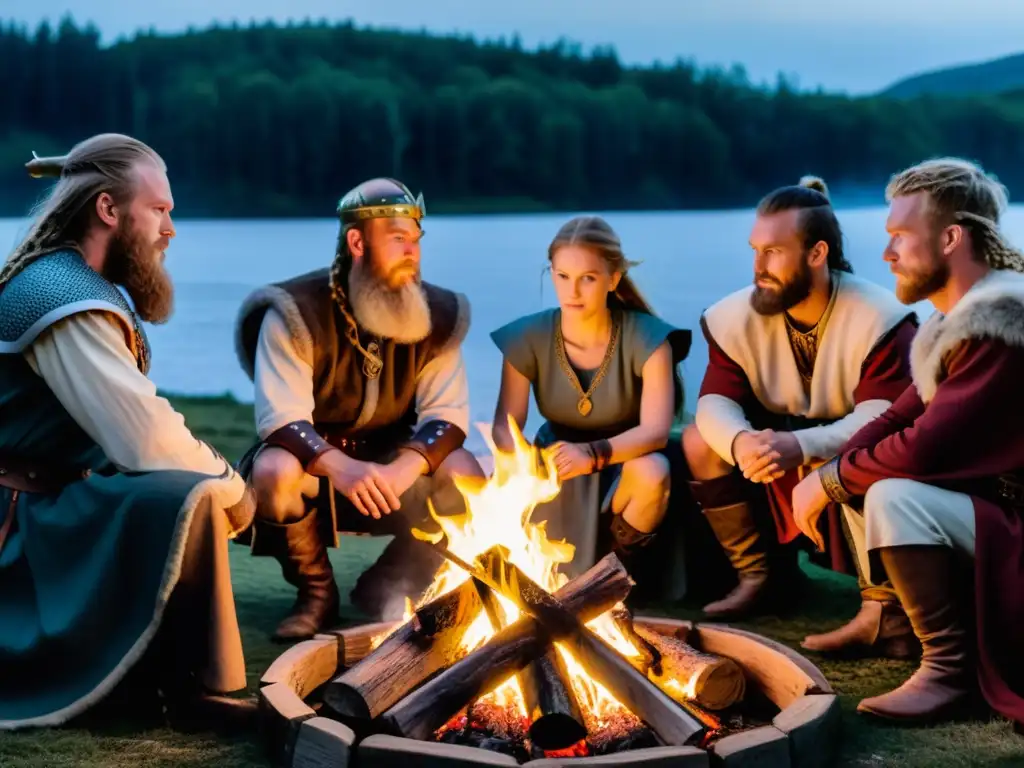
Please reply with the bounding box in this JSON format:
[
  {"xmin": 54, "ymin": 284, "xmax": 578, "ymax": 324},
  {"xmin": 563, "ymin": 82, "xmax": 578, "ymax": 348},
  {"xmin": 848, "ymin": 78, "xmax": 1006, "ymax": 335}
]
[{"xmin": 5, "ymin": 207, "xmax": 1022, "ymax": 453}]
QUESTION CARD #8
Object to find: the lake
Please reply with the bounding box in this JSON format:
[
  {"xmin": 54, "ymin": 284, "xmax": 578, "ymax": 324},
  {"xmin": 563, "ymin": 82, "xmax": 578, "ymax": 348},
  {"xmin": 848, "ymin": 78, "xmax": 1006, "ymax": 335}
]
[{"xmin": 5, "ymin": 206, "xmax": 1023, "ymax": 454}]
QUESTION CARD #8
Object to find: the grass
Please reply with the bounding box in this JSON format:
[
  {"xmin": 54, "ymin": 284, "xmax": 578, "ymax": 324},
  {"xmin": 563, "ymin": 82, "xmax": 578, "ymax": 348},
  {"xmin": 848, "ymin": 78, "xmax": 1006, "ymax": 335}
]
[{"xmin": 2, "ymin": 395, "xmax": 1022, "ymax": 767}]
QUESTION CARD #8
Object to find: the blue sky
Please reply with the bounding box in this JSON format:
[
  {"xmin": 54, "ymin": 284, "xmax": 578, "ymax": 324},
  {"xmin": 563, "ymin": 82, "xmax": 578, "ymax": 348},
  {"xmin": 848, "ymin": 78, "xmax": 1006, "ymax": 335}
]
[{"xmin": 6, "ymin": 0, "xmax": 1024, "ymax": 94}]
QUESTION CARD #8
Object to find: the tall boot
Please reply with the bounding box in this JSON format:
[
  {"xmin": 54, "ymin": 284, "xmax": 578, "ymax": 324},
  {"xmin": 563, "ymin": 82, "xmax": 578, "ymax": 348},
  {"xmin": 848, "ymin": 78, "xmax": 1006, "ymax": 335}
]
[
  {"xmin": 349, "ymin": 534, "xmax": 445, "ymax": 620},
  {"xmin": 690, "ymin": 473, "xmax": 769, "ymax": 618},
  {"xmin": 802, "ymin": 587, "xmax": 920, "ymax": 659},
  {"xmin": 253, "ymin": 509, "xmax": 340, "ymax": 642},
  {"xmin": 857, "ymin": 545, "xmax": 974, "ymax": 722}
]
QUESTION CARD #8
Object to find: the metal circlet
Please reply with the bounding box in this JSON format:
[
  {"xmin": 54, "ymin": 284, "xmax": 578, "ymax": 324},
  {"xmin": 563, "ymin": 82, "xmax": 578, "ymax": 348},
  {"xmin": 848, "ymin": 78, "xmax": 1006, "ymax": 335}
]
[{"xmin": 554, "ymin": 311, "xmax": 621, "ymax": 417}]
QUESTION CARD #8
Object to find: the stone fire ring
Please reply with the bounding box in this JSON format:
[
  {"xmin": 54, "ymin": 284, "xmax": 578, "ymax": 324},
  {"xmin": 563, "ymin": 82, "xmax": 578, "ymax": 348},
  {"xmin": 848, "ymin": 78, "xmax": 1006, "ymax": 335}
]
[{"xmin": 258, "ymin": 617, "xmax": 841, "ymax": 768}]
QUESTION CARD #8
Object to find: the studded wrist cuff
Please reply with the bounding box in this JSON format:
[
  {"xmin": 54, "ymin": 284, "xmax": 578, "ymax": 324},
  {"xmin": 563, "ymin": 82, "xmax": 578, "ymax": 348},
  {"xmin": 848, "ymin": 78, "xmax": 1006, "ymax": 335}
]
[
  {"xmin": 402, "ymin": 420, "xmax": 466, "ymax": 475},
  {"xmin": 264, "ymin": 421, "xmax": 334, "ymax": 471}
]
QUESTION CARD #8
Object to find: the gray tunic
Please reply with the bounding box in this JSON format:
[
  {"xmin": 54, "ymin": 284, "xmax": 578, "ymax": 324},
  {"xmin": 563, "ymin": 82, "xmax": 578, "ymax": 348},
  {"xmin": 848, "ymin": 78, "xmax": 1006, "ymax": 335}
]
[{"xmin": 490, "ymin": 308, "xmax": 688, "ymax": 578}]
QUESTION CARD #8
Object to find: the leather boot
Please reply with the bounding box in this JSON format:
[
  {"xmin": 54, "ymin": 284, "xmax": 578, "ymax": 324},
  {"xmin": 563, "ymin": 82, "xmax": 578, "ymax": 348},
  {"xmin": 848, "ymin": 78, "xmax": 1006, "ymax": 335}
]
[
  {"xmin": 254, "ymin": 510, "xmax": 340, "ymax": 642},
  {"xmin": 690, "ymin": 474, "xmax": 769, "ymax": 618},
  {"xmin": 164, "ymin": 691, "xmax": 259, "ymax": 735},
  {"xmin": 857, "ymin": 545, "xmax": 974, "ymax": 722},
  {"xmin": 802, "ymin": 588, "xmax": 920, "ymax": 659},
  {"xmin": 350, "ymin": 534, "xmax": 444, "ymax": 620}
]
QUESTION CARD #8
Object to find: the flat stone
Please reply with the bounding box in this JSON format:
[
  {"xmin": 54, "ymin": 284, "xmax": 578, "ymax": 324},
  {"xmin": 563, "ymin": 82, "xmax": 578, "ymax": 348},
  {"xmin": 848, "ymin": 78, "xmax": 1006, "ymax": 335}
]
[
  {"xmin": 259, "ymin": 682, "xmax": 317, "ymax": 767},
  {"xmin": 357, "ymin": 735, "xmax": 520, "ymax": 767},
  {"xmin": 291, "ymin": 716, "xmax": 356, "ymax": 768},
  {"xmin": 524, "ymin": 745, "xmax": 709, "ymax": 766},
  {"xmin": 260, "ymin": 636, "xmax": 340, "ymax": 697},
  {"xmin": 710, "ymin": 725, "xmax": 791, "ymax": 767},
  {"xmin": 773, "ymin": 694, "xmax": 841, "ymax": 768}
]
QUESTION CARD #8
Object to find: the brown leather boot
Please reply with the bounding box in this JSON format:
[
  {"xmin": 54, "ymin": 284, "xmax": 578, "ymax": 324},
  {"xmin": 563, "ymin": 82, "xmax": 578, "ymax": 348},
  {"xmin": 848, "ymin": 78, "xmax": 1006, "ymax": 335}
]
[
  {"xmin": 164, "ymin": 692, "xmax": 259, "ymax": 735},
  {"xmin": 254, "ymin": 510, "xmax": 340, "ymax": 642},
  {"xmin": 690, "ymin": 474, "xmax": 769, "ymax": 618},
  {"xmin": 350, "ymin": 534, "xmax": 444, "ymax": 620},
  {"xmin": 857, "ymin": 545, "xmax": 974, "ymax": 722},
  {"xmin": 802, "ymin": 589, "xmax": 921, "ymax": 659}
]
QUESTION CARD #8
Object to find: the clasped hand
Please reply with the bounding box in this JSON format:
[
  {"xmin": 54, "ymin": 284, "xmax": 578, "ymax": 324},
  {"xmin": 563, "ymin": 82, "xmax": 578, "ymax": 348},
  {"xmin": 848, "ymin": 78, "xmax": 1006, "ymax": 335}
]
[
  {"xmin": 733, "ymin": 429, "xmax": 803, "ymax": 484},
  {"xmin": 319, "ymin": 451, "xmax": 417, "ymax": 519},
  {"xmin": 549, "ymin": 441, "xmax": 594, "ymax": 482}
]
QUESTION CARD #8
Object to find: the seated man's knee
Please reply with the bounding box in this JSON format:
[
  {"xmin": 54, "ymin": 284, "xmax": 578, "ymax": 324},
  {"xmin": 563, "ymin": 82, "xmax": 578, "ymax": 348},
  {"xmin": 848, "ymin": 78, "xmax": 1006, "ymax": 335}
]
[
  {"xmin": 864, "ymin": 478, "xmax": 919, "ymax": 545},
  {"xmin": 435, "ymin": 448, "xmax": 486, "ymax": 484},
  {"xmin": 252, "ymin": 447, "xmax": 308, "ymax": 521},
  {"xmin": 681, "ymin": 423, "xmax": 730, "ymax": 478}
]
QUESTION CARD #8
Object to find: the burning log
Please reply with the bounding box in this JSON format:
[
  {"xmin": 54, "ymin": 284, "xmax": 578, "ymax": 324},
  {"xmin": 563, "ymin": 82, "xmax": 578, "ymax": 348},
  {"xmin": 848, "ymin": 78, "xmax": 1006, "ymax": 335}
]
[
  {"xmin": 520, "ymin": 649, "xmax": 587, "ymax": 751},
  {"xmin": 470, "ymin": 551, "xmax": 708, "ymax": 747},
  {"xmin": 378, "ymin": 552, "xmax": 633, "ymax": 742},
  {"xmin": 558, "ymin": 627, "xmax": 706, "ymax": 747},
  {"xmin": 473, "ymin": 576, "xmax": 587, "ymax": 752},
  {"xmin": 610, "ymin": 608, "xmax": 746, "ymax": 712},
  {"xmin": 323, "ymin": 579, "xmax": 483, "ymax": 722},
  {"xmin": 634, "ymin": 623, "xmax": 746, "ymax": 711}
]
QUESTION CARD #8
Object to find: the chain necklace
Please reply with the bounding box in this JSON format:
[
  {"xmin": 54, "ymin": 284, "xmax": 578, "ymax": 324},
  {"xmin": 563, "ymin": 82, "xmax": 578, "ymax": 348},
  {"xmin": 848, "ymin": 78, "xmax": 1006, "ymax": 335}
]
[{"xmin": 554, "ymin": 310, "xmax": 621, "ymax": 417}]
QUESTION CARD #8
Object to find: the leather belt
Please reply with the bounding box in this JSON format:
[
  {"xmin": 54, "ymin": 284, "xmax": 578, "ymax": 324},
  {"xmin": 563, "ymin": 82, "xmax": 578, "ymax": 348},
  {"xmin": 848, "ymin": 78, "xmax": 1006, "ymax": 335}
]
[
  {"xmin": 0, "ymin": 454, "xmax": 92, "ymax": 555},
  {"xmin": 320, "ymin": 426, "xmax": 411, "ymax": 461}
]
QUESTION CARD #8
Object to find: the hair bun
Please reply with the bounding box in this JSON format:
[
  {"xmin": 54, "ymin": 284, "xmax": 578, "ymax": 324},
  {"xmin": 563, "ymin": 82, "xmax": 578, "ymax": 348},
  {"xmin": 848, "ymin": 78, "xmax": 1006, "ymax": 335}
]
[
  {"xmin": 25, "ymin": 152, "xmax": 67, "ymax": 179},
  {"xmin": 799, "ymin": 175, "xmax": 829, "ymax": 199}
]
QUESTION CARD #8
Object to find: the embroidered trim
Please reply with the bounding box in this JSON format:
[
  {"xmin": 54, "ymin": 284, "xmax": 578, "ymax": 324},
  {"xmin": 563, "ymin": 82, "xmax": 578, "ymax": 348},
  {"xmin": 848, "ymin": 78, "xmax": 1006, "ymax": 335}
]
[{"xmin": 819, "ymin": 456, "xmax": 852, "ymax": 504}]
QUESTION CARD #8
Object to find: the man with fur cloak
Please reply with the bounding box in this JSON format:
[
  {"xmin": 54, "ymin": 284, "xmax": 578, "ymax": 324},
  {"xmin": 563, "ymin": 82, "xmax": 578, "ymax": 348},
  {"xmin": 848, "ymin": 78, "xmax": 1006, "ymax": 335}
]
[
  {"xmin": 682, "ymin": 176, "xmax": 919, "ymax": 653},
  {"xmin": 234, "ymin": 177, "xmax": 483, "ymax": 642},
  {"xmin": 793, "ymin": 158, "xmax": 1024, "ymax": 726},
  {"xmin": 0, "ymin": 134, "xmax": 256, "ymax": 731}
]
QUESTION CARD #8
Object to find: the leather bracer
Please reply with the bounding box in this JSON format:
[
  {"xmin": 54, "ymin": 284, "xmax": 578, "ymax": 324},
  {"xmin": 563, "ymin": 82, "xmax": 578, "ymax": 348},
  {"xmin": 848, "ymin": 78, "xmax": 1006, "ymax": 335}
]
[
  {"xmin": 264, "ymin": 420, "xmax": 334, "ymax": 471},
  {"xmin": 400, "ymin": 419, "xmax": 466, "ymax": 475}
]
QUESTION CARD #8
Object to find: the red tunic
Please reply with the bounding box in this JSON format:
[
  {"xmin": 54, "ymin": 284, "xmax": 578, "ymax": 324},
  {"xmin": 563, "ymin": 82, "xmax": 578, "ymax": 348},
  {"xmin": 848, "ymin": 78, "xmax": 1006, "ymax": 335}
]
[
  {"xmin": 698, "ymin": 315, "xmax": 918, "ymax": 558},
  {"xmin": 838, "ymin": 337, "xmax": 1024, "ymax": 723}
]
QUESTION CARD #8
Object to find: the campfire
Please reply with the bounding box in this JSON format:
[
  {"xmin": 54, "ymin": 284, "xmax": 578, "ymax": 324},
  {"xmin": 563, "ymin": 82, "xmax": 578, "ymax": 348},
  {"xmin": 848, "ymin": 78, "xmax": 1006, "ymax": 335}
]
[{"xmin": 320, "ymin": 420, "xmax": 752, "ymax": 760}]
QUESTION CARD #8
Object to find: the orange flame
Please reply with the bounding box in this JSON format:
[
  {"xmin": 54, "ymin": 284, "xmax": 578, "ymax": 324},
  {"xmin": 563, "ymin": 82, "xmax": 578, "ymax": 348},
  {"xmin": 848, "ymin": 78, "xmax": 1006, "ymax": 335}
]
[{"xmin": 374, "ymin": 417, "xmax": 647, "ymax": 723}]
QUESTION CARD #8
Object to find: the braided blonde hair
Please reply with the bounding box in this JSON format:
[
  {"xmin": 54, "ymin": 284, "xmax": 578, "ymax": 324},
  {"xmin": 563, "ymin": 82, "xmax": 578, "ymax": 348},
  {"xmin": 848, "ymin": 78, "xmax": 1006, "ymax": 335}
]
[
  {"xmin": 2, "ymin": 133, "xmax": 164, "ymax": 287},
  {"xmin": 886, "ymin": 157, "xmax": 1024, "ymax": 273}
]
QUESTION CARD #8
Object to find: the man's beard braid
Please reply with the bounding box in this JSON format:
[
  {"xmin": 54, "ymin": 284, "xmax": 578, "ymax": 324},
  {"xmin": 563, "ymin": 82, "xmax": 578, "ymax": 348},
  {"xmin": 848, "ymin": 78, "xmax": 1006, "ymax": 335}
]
[
  {"xmin": 348, "ymin": 246, "xmax": 432, "ymax": 343},
  {"xmin": 103, "ymin": 215, "xmax": 174, "ymax": 324},
  {"xmin": 896, "ymin": 240, "xmax": 950, "ymax": 305},
  {"xmin": 750, "ymin": 257, "xmax": 813, "ymax": 316}
]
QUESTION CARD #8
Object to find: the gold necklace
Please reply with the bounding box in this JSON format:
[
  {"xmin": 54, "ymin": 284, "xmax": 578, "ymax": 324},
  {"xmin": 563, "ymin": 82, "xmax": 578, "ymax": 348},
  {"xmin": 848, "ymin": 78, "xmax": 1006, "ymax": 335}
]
[{"xmin": 554, "ymin": 311, "xmax": 621, "ymax": 417}]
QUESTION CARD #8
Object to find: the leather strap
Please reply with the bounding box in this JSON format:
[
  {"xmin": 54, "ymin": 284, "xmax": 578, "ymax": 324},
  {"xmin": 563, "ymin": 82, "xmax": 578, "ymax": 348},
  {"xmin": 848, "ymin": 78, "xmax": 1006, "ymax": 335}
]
[{"xmin": 0, "ymin": 455, "xmax": 91, "ymax": 494}]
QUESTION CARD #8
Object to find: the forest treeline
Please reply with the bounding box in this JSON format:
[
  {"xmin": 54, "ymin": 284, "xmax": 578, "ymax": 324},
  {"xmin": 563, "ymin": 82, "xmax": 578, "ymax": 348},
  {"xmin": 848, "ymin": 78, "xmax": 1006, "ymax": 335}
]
[{"xmin": 2, "ymin": 17, "xmax": 1024, "ymax": 217}]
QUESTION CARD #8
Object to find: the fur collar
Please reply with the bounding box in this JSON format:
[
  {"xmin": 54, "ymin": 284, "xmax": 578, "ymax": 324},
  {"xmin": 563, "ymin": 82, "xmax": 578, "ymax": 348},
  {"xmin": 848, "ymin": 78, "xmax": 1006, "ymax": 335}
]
[{"xmin": 911, "ymin": 270, "xmax": 1024, "ymax": 402}]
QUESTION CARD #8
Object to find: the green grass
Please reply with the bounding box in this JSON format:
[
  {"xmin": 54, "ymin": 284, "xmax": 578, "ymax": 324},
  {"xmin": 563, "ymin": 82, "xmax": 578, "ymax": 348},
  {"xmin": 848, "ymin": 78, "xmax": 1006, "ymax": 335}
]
[{"xmin": 2, "ymin": 395, "xmax": 1022, "ymax": 767}]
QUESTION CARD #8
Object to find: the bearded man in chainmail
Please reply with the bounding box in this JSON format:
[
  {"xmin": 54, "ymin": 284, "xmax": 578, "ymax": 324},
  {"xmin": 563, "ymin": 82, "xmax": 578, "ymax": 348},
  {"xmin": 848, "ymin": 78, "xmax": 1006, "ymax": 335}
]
[
  {"xmin": 0, "ymin": 134, "xmax": 256, "ymax": 732},
  {"xmin": 234, "ymin": 178, "xmax": 484, "ymax": 642},
  {"xmin": 681, "ymin": 177, "xmax": 919, "ymax": 645},
  {"xmin": 793, "ymin": 157, "xmax": 1024, "ymax": 726}
]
